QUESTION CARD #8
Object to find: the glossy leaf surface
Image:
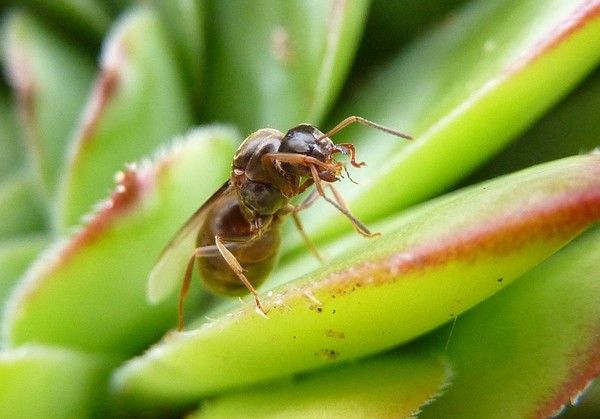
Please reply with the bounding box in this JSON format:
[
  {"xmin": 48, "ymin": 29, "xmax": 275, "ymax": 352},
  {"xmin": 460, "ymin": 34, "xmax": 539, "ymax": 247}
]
[
  {"xmin": 2, "ymin": 11, "xmax": 95, "ymax": 198},
  {"xmin": 287, "ymin": 0, "xmax": 600, "ymax": 249},
  {"xmin": 0, "ymin": 345, "xmax": 113, "ymax": 419},
  {"xmin": 3, "ymin": 127, "xmax": 237, "ymax": 355},
  {"xmin": 192, "ymin": 351, "xmax": 448, "ymax": 419},
  {"xmin": 111, "ymin": 153, "xmax": 600, "ymax": 408},
  {"xmin": 203, "ymin": 0, "xmax": 369, "ymax": 132},
  {"xmin": 420, "ymin": 224, "xmax": 600, "ymax": 418},
  {"xmin": 57, "ymin": 6, "xmax": 194, "ymax": 229}
]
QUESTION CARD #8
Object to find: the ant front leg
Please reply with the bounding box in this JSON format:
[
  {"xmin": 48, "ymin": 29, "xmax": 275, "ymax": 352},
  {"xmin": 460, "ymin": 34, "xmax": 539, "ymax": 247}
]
[{"xmin": 307, "ymin": 165, "xmax": 379, "ymax": 238}]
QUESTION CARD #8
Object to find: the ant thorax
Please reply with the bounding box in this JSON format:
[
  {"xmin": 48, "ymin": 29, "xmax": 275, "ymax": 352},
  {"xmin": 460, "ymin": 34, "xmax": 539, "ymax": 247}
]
[{"xmin": 232, "ymin": 128, "xmax": 291, "ymax": 219}]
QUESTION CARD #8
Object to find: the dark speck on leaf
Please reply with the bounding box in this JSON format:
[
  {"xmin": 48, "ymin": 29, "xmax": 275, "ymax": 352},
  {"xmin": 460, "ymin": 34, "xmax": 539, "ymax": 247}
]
[
  {"xmin": 497, "ymin": 277, "xmax": 504, "ymax": 282},
  {"xmin": 316, "ymin": 349, "xmax": 339, "ymax": 360},
  {"xmin": 325, "ymin": 329, "xmax": 345, "ymax": 339},
  {"xmin": 309, "ymin": 304, "xmax": 323, "ymax": 313}
]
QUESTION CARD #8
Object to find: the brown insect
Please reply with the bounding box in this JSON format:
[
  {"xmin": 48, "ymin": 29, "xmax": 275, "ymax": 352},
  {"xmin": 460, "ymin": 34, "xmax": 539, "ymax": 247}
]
[{"xmin": 147, "ymin": 116, "xmax": 412, "ymax": 330}]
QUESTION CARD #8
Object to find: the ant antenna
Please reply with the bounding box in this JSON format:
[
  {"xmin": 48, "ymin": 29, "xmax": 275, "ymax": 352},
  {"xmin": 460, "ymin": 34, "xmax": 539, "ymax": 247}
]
[{"xmin": 321, "ymin": 115, "xmax": 413, "ymax": 141}]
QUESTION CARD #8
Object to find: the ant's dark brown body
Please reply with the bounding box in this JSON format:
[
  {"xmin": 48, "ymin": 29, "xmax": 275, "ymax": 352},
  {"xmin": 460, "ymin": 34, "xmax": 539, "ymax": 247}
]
[{"xmin": 147, "ymin": 116, "xmax": 411, "ymax": 330}]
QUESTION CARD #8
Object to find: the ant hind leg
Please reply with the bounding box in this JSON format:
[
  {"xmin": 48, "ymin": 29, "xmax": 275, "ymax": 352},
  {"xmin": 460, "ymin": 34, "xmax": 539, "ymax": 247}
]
[
  {"xmin": 178, "ymin": 255, "xmax": 197, "ymax": 331},
  {"xmin": 214, "ymin": 236, "xmax": 269, "ymax": 317}
]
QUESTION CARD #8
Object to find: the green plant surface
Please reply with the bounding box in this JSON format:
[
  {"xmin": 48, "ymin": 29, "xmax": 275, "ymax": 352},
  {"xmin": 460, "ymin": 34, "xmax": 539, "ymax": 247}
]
[
  {"xmin": 56, "ymin": 6, "xmax": 194, "ymax": 230},
  {"xmin": 190, "ymin": 351, "xmax": 449, "ymax": 419},
  {"xmin": 0, "ymin": 172, "xmax": 46, "ymax": 239},
  {"xmin": 202, "ymin": 0, "xmax": 369, "ymax": 133},
  {"xmin": 0, "ymin": 0, "xmax": 599, "ymax": 416},
  {"xmin": 0, "ymin": 234, "xmax": 47, "ymax": 306},
  {"xmin": 3, "ymin": 127, "xmax": 237, "ymax": 355},
  {"xmin": 0, "ymin": 92, "xmax": 22, "ymax": 178},
  {"xmin": 1, "ymin": 11, "xmax": 96, "ymax": 199},
  {"xmin": 563, "ymin": 378, "xmax": 600, "ymax": 418},
  {"xmin": 15, "ymin": 0, "xmax": 113, "ymax": 39},
  {"xmin": 0, "ymin": 345, "xmax": 114, "ymax": 419},
  {"xmin": 152, "ymin": 0, "xmax": 205, "ymax": 110},
  {"xmin": 110, "ymin": 153, "xmax": 600, "ymax": 408},
  {"xmin": 283, "ymin": 0, "xmax": 600, "ymax": 251},
  {"xmin": 419, "ymin": 224, "xmax": 600, "ymax": 418},
  {"xmin": 468, "ymin": 68, "xmax": 600, "ymax": 182}
]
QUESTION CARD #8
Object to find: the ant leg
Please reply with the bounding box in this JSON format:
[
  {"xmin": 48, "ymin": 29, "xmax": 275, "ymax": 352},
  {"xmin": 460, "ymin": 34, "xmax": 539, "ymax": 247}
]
[
  {"xmin": 322, "ymin": 115, "xmax": 413, "ymax": 140},
  {"xmin": 293, "ymin": 187, "xmax": 319, "ymax": 212},
  {"xmin": 178, "ymin": 255, "xmax": 197, "ymax": 331},
  {"xmin": 308, "ymin": 164, "xmax": 377, "ymax": 238},
  {"xmin": 291, "ymin": 211, "xmax": 324, "ymax": 262},
  {"xmin": 327, "ymin": 183, "xmax": 381, "ymax": 238},
  {"xmin": 279, "ymin": 187, "xmax": 323, "ymax": 262},
  {"xmin": 177, "ymin": 242, "xmax": 245, "ymax": 330},
  {"xmin": 262, "ymin": 153, "xmax": 334, "ymax": 172},
  {"xmin": 214, "ymin": 235, "xmax": 268, "ymax": 316}
]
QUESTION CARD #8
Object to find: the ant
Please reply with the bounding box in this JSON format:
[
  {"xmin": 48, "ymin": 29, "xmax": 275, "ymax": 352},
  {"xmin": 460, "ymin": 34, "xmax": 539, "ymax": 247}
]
[{"xmin": 147, "ymin": 116, "xmax": 412, "ymax": 330}]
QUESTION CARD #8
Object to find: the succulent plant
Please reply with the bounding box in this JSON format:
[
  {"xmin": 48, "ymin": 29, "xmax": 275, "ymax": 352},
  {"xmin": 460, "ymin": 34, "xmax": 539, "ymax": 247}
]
[{"xmin": 0, "ymin": 0, "xmax": 599, "ymax": 417}]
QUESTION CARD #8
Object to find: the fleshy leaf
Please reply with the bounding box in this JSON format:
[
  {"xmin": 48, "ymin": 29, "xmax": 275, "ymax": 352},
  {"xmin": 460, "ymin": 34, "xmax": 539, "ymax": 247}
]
[
  {"xmin": 563, "ymin": 379, "xmax": 600, "ymax": 418},
  {"xmin": 419, "ymin": 224, "xmax": 600, "ymax": 418},
  {"xmin": 1, "ymin": 11, "xmax": 96, "ymax": 198},
  {"xmin": 469, "ymin": 68, "xmax": 600, "ymax": 182},
  {"xmin": 190, "ymin": 352, "xmax": 449, "ymax": 419},
  {"xmin": 354, "ymin": 0, "xmax": 470, "ymax": 68},
  {"xmin": 286, "ymin": 0, "xmax": 600, "ymax": 249},
  {"xmin": 0, "ymin": 92, "xmax": 23, "ymax": 178},
  {"xmin": 0, "ymin": 345, "xmax": 114, "ymax": 419},
  {"xmin": 16, "ymin": 0, "xmax": 113, "ymax": 38},
  {"xmin": 152, "ymin": 0, "xmax": 205, "ymax": 109},
  {"xmin": 110, "ymin": 153, "xmax": 600, "ymax": 408},
  {"xmin": 0, "ymin": 171, "xmax": 46, "ymax": 239},
  {"xmin": 3, "ymin": 127, "xmax": 237, "ymax": 355},
  {"xmin": 57, "ymin": 5, "xmax": 194, "ymax": 230},
  {"xmin": 0, "ymin": 234, "xmax": 47, "ymax": 306},
  {"xmin": 203, "ymin": 0, "xmax": 369, "ymax": 133}
]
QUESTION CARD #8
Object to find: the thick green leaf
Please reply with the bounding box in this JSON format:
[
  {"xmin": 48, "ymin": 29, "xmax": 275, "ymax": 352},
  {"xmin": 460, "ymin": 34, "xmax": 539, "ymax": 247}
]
[
  {"xmin": 15, "ymin": 0, "xmax": 112, "ymax": 38},
  {"xmin": 419, "ymin": 224, "xmax": 600, "ymax": 418},
  {"xmin": 190, "ymin": 351, "xmax": 448, "ymax": 419},
  {"xmin": 203, "ymin": 0, "xmax": 369, "ymax": 133},
  {"xmin": 1, "ymin": 11, "xmax": 96, "ymax": 198},
  {"xmin": 57, "ymin": 6, "xmax": 194, "ymax": 230},
  {"xmin": 563, "ymin": 378, "xmax": 600, "ymax": 418},
  {"xmin": 0, "ymin": 345, "xmax": 114, "ymax": 419},
  {"xmin": 468, "ymin": 68, "xmax": 600, "ymax": 182},
  {"xmin": 0, "ymin": 234, "xmax": 47, "ymax": 306},
  {"xmin": 0, "ymin": 172, "xmax": 46, "ymax": 239},
  {"xmin": 286, "ymin": 0, "xmax": 600, "ymax": 249},
  {"xmin": 354, "ymin": 0, "xmax": 470, "ymax": 70},
  {"xmin": 110, "ymin": 153, "xmax": 600, "ymax": 408},
  {"xmin": 3, "ymin": 127, "xmax": 237, "ymax": 355},
  {"xmin": 152, "ymin": 0, "xmax": 205, "ymax": 110},
  {"xmin": 0, "ymin": 92, "xmax": 22, "ymax": 178}
]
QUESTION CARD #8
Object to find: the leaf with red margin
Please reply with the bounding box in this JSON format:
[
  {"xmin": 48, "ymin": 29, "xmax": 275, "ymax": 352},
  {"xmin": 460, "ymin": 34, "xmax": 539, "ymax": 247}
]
[
  {"xmin": 419, "ymin": 224, "xmax": 600, "ymax": 418},
  {"xmin": 285, "ymin": 0, "xmax": 600, "ymax": 250},
  {"xmin": 2, "ymin": 127, "xmax": 237, "ymax": 355},
  {"xmin": 110, "ymin": 153, "xmax": 600, "ymax": 410},
  {"xmin": 1, "ymin": 11, "xmax": 95, "ymax": 198},
  {"xmin": 57, "ymin": 6, "xmax": 194, "ymax": 230}
]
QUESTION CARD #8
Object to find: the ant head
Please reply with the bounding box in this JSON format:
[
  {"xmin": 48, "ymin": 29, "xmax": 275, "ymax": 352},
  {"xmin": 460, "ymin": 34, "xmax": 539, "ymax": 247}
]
[{"xmin": 278, "ymin": 124, "xmax": 342, "ymax": 182}]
